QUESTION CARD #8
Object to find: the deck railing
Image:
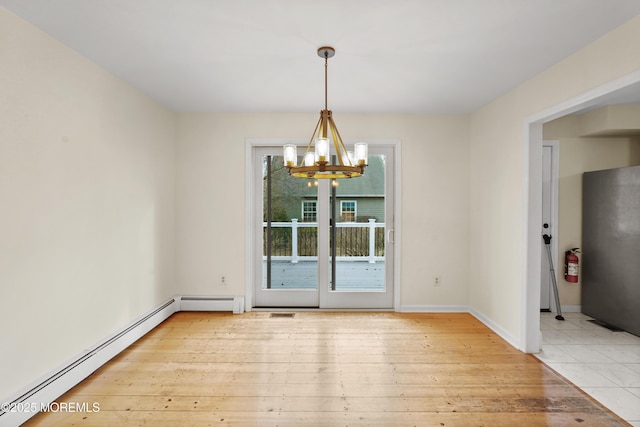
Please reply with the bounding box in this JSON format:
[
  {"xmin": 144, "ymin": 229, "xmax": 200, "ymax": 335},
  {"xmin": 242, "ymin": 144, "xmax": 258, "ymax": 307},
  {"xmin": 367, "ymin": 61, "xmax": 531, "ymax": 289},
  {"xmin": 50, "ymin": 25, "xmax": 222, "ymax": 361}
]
[{"xmin": 263, "ymin": 219, "xmax": 384, "ymax": 263}]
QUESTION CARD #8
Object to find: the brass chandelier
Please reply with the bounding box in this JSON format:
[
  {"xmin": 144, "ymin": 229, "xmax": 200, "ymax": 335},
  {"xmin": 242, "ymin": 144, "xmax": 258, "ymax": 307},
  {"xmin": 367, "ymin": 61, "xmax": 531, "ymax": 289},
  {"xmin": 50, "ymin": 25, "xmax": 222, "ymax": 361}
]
[{"xmin": 283, "ymin": 46, "xmax": 368, "ymax": 179}]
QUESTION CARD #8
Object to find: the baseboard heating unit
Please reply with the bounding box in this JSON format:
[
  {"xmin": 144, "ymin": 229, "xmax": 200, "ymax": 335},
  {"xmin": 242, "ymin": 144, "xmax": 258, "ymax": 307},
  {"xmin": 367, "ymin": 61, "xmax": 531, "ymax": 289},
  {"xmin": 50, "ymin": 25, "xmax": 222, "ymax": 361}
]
[
  {"xmin": 180, "ymin": 296, "xmax": 244, "ymax": 314},
  {"xmin": 0, "ymin": 295, "xmax": 244, "ymax": 427}
]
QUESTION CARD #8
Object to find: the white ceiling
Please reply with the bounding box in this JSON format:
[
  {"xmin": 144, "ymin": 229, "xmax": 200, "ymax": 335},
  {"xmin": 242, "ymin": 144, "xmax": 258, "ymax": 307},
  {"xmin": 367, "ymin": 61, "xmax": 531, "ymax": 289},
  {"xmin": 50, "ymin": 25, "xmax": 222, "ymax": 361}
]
[{"xmin": 2, "ymin": 0, "xmax": 640, "ymax": 114}]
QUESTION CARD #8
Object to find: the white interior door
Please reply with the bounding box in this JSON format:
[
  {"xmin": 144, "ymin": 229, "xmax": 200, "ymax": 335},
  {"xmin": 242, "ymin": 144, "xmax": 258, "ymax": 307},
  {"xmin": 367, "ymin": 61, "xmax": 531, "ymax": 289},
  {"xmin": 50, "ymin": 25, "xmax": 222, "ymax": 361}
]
[
  {"xmin": 253, "ymin": 145, "xmax": 395, "ymax": 309},
  {"xmin": 540, "ymin": 142, "xmax": 559, "ymax": 312}
]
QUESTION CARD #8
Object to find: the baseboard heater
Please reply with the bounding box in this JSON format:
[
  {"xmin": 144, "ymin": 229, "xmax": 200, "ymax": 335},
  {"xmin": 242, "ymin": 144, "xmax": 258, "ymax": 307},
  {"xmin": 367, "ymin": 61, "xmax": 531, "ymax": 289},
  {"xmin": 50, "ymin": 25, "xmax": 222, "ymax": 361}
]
[
  {"xmin": 179, "ymin": 296, "xmax": 244, "ymax": 314},
  {"xmin": 0, "ymin": 298, "xmax": 181, "ymax": 427},
  {"xmin": 0, "ymin": 295, "xmax": 247, "ymax": 426}
]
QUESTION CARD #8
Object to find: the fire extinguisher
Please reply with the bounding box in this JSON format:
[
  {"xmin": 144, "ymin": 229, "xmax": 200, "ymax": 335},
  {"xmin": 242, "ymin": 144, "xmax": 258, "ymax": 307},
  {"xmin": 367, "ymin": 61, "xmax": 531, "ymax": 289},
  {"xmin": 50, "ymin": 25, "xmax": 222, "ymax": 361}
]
[{"xmin": 564, "ymin": 248, "xmax": 580, "ymax": 282}]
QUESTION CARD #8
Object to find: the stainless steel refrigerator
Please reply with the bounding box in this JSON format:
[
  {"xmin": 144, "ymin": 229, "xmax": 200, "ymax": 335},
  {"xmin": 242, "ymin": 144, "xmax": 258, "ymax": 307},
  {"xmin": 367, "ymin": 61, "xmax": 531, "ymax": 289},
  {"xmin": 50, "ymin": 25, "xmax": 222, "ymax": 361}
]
[{"xmin": 582, "ymin": 165, "xmax": 640, "ymax": 337}]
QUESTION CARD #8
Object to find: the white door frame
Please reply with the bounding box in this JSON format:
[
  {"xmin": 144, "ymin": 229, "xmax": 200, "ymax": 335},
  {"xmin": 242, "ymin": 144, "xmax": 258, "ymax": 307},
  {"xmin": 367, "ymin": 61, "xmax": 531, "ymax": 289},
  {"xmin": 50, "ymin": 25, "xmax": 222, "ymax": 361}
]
[
  {"xmin": 523, "ymin": 70, "xmax": 640, "ymax": 353},
  {"xmin": 540, "ymin": 141, "xmax": 559, "ymax": 312},
  {"xmin": 245, "ymin": 138, "xmax": 402, "ymax": 312}
]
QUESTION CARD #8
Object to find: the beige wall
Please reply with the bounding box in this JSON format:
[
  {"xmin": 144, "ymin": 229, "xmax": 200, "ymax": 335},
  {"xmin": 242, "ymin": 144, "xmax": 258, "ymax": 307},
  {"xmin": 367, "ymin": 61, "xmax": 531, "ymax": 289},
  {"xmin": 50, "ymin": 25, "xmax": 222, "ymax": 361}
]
[
  {"xmin": 0, "ymin": 9, "xmax": 176, "ymax": 399},
  {"xmin": 543, "ymin": 115, "xmax": 640, "ymax": 306},
  {"xmin": 469, "ymin": 15, "xmax": 640, "ymax": 346},
  {"xmin": 175, "ymin": 113, "xmax": 470, "ymax": 308}
]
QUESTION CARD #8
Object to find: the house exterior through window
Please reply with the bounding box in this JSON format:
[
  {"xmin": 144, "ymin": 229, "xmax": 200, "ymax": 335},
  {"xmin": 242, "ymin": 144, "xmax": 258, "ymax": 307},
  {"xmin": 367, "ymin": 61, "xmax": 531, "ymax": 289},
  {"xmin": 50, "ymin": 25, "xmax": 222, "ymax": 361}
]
[
  {"xmin": 288, "ymin": 157, "xmax": 385, "ymax": 223},
  {"xmin": 340, "ymin": 200, "xmax": 356, "ymax": 222},
  {"xmin": 302, "ymin": 200, "xmax": 317, "ymax": 222}
]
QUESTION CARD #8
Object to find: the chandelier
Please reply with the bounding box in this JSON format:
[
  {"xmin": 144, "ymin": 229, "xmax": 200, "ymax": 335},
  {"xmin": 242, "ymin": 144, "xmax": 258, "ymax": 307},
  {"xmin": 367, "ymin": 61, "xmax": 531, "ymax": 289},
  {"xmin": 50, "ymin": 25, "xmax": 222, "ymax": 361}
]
[{"xmin": 283, "ymin": 47, "xmax": 368, "ymax": 179}]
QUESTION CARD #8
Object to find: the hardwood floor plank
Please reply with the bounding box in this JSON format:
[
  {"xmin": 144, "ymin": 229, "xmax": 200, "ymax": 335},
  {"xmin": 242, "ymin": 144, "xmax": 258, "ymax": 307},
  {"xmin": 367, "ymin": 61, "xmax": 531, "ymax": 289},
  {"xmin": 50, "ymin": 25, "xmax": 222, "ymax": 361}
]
[
  {"xmin": 67, "ymin": 384, "xmax": 586, "ymax": 399},
  {"xmin": 23, "ymin": 312, "xmax": 628, "ymax": 426},
  {"xmin": 24, "ymin": 394, "xmax": 621, "ymax": 414},
  {"xmin": 117, "ymin": 351, "xmax": 534, "ymax": 365},
  {"xmin": 24, "ymin": 410, "xmax": 625, "ymax": 427}
]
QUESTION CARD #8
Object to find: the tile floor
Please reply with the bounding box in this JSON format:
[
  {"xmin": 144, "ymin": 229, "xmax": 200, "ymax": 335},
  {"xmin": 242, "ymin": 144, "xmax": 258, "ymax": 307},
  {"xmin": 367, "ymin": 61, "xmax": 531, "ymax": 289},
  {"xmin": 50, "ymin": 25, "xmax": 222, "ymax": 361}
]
[{"xmin": 536, "ymin": 312, "xmax": 640, "ymax": 426}]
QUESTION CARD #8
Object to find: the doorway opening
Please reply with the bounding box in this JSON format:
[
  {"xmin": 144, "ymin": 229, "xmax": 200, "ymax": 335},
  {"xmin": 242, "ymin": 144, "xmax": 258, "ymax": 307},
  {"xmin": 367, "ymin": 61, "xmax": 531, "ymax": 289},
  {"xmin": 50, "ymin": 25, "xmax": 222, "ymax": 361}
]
[{"xmin": 524, "ymin": 71, "xmax": 640, "ymax": 353}]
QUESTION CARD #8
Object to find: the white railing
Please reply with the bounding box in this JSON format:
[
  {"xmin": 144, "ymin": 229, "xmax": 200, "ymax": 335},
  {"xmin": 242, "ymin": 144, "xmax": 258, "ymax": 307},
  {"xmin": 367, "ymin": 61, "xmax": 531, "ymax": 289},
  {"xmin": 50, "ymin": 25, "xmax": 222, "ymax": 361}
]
[{"xmin": 263, "ymin": 218, "xmax": 384, "ymax": 263}]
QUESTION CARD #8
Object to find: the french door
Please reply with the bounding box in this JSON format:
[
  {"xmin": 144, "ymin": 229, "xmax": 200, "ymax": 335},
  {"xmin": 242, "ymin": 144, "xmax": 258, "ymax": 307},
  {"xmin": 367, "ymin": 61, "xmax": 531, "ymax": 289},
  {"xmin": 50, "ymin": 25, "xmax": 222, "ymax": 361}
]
[{"xmin": 253, "ymin": 144, "xmax": 395, "ymax": 309}]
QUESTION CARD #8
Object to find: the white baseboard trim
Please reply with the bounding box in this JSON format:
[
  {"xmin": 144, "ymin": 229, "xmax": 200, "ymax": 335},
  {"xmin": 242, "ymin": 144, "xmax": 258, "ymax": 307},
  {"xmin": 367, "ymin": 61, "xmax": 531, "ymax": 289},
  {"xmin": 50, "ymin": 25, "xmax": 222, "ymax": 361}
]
[
  {"xmin": 561, "ymin": 304, "xmax": 582, "ymax": 313},
  {"xmin": 179, "ymin": 296, "xmax": 245, "ymax": 314},
  {"xmin": 469, "ymin": 308, "xmax": 521, "ymax": 351},
  {"xmin": 0, "ymin": 298, "xmax": 179, "ymax": 427},
  {"xmin": 398, "ymin": 305, "xmax": 469, "ymax": 313},
  {"xmin": 400, "ymin": 305, "xmax": 522, "ymax": 350},
  {"xmin": 1, "ymin": 294, "xmax": 247, "ymax": 426}
]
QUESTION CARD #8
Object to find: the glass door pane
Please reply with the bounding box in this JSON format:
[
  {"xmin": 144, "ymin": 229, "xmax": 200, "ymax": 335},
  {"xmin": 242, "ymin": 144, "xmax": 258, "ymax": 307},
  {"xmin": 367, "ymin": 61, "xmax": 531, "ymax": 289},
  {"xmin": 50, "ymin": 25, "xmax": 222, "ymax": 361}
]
[
  {"xmin": 254, "ymin": 145, "xmax": 395, "ymax": 309},
  {"xmin": 330, "ymin": 154, "xmax": 386, "ymax": 291},
  {"xmin": 254, "ymin": 151, "xmax": 319, "ymax": 307},
  {"xmin": 322, "ymin": 147, "xmax": 394, "ymax": 309}
]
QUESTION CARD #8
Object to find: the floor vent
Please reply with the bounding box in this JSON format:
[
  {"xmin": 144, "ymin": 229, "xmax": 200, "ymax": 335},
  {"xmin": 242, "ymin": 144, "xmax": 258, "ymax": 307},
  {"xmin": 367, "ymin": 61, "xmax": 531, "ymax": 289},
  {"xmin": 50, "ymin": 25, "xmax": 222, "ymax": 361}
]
[
  {"xmin": 587, "ymin": 319, "xmax": 624, "ymax": 332},
  {"xmin": 270, "ymin": 313, "xmax": 295, "ymax": 318}
]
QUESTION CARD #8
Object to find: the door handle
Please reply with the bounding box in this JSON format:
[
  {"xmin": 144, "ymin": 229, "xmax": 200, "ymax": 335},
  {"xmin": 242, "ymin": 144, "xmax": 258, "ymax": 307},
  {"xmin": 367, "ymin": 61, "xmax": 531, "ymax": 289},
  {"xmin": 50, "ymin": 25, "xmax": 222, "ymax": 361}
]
[{"xmin": 387, "ymin": 229, "xmax": 395, "ymax": 244}]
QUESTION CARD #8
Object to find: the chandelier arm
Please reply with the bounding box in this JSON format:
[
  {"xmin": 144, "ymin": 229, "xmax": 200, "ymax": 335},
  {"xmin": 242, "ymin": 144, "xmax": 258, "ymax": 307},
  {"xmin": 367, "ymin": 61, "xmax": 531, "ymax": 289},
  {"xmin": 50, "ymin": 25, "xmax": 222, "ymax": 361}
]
[
  {"xmin": 329, "ymin": 122, "xmax": 344, "ymax": 166},
  {"xmin": 303, "ymin": 114, "xmax": 323, "ymax": 157},
  {"xmin": 289, "ymin": 165, "xmax": 362, "ymax": 178},
  {"xmin": 328, "ymin": 115, "xmax": 350, "ymax": 165}
]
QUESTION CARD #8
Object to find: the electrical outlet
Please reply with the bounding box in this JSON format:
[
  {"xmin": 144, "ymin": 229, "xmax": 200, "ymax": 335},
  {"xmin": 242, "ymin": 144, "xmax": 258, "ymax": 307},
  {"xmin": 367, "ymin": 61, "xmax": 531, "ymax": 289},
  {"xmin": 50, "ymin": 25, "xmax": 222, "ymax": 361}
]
[
  {"xmin": 220, "ymin": 275, "xmax": 226, "ymax": 286},
  {"xmin": 434, "ymin": 276, "xmax": 441, "ymax": 286}
]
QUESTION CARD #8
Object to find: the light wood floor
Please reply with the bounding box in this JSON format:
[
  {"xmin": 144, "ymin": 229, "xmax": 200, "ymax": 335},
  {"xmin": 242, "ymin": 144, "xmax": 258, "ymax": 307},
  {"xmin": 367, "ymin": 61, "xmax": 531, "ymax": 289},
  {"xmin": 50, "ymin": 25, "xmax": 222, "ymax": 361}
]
[{"xmin": 25, "ymin": 312, "xmax": 628, "ymax": 426}]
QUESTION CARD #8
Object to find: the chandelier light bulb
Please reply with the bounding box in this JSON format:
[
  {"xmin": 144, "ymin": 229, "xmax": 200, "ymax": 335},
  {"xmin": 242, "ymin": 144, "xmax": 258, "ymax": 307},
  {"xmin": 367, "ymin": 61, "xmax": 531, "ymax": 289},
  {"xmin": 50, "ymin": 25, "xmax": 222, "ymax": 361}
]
[
  {"xmin": 354, "ymin": 142, "xmax": 368, "ymax": 166},
  {"xmin": 347, "ymin": 151, "xmax": 355, "ymax": 166},
  {"xmin": 304, "ymin": 152, "xmax": 315, "ymax": 167},
  {"xmin": 283, "ymin": 144, "xmax": 297, "ymax": 167},
  {"xmin": 316, "ymin": 138, "xmax": 329, "ymax": 162}
]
